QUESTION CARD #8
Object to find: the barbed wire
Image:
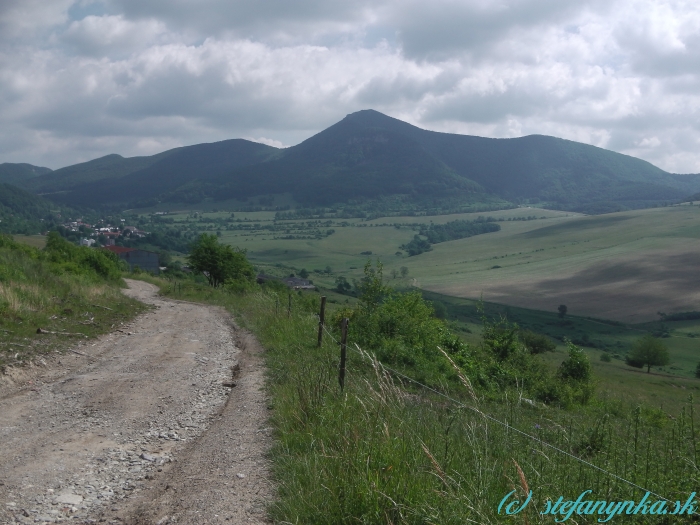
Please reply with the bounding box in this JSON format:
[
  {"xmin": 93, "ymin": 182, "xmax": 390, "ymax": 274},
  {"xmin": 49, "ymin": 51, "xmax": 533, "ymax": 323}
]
[{"xmin": 316, "ymin": 320, "xmax": 677, "ymax": 505}]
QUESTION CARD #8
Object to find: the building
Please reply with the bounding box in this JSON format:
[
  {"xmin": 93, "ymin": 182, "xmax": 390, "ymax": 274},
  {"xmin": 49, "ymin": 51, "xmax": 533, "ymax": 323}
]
[
  {"xmin": 79, "ymin": 238, "xmax": 96, "ymax": 247},
  {"xmin": 102, "ymin": 246, "xmax": 160, "ymax": 274}
]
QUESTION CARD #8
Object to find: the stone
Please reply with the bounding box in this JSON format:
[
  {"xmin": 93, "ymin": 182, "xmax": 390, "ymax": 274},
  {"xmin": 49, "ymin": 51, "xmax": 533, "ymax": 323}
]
[{"xmin": 55, "ymin": 493, "xmax": 83, "ymax": 506}]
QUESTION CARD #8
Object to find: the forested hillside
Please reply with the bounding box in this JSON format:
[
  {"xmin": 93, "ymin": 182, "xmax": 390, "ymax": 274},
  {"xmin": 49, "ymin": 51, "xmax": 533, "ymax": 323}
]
[
  {"xmin": 0, "ymin": 163, "xmax": 52, "ymax": 186},
  {"xmin": 8, "ymin": 110, "xmax": 700, "ymax": 213},
  {"xmin": 0, "ymin": 183, "xmax": 62, "ymax": 234}
]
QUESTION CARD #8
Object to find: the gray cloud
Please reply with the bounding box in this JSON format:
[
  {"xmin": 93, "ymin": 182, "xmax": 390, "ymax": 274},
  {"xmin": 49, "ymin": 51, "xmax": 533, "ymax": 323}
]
[{"xmin": 1, "ymin": 0, "xmax": 700, "ymax": 174}]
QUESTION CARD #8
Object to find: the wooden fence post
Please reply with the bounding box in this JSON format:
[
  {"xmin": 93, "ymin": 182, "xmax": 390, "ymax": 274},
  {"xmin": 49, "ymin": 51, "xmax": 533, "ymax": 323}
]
[
  {"xmin": 339, "ymin": 318, "xmax": 349, "ymax": 390},
  {"xmin": 317, "ymin": 296, "xmax": 327, "ymax": 347},
  {"xmin": 287, "ymin": 292, "xmax": 292, "ymax": 318}
]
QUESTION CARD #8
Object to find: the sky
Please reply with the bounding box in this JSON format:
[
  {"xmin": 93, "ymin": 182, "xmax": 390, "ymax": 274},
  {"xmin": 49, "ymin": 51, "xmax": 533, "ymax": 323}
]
[{"xmin": 1, "ymin": 0, "xmax": 700, "ymax": 173}]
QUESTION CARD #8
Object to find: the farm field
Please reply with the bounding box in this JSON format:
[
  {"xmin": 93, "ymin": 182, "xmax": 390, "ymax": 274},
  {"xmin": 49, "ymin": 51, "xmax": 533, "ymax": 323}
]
[
  {"xmin": 157, "ymin": 205, "xmax": 575, "ymax": 279},
  {"xmin": 156, "ymin": 204, "xmax": 700, "ymax": 323},
  {"xmin": 418, "ymin": 204, "xmax": 700, "ymax": 322}
]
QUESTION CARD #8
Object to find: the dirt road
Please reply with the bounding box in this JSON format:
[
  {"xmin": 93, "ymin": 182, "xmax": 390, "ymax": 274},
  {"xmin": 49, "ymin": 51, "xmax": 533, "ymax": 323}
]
[{"xmin": 0, "ymin": 280, "xmax": 272, "ymax": 524}]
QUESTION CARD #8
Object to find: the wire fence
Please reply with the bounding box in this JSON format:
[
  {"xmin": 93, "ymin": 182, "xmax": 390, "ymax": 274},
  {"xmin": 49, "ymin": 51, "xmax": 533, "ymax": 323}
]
[{"xmin": 315, "ymin": 315, "xmax": 681, "ymax": 508}]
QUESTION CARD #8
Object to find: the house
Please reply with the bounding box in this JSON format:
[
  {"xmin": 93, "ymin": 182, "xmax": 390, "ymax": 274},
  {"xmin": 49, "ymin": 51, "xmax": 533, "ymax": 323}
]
[
  {"xmin": 80, "ymin": 238, "xmax": 96, "ymax": 247},
  {"xmin": 102, "ymin": 246, "xmax": 160, "ymax": 274},
  {"xmin": 283, "ymin": 276, "xmax": 315, "ymax": 289}
]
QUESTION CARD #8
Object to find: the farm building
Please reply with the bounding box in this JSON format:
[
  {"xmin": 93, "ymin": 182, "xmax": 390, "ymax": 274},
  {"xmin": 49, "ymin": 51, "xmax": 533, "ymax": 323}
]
[{"xmin": 102, "ymin": 246, "xmax": 160, "ymax": 274}]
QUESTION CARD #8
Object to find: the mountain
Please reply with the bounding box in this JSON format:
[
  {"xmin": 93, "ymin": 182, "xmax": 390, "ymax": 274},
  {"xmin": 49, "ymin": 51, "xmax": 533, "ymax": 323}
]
[
  {"xmin": 0, "ymin": 163, "xmax": 52, "ymax": 186},
  {"xmin": 0, "ymin": 183, "xmax": 61, "ymax": 234},
  {"xmin": 14, "ymin": 110, "xmax": 700, "ymax": 211},
  {"xmin": 29, "ymin": 140, "xmax": 277, "ymax": 207}
]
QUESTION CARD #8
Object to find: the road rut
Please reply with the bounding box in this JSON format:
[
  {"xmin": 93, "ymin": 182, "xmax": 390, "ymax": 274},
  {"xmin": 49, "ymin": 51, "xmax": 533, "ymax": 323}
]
[{"xmin": 0, "ymin": 279, "xmax": 272, "ymax": 524}]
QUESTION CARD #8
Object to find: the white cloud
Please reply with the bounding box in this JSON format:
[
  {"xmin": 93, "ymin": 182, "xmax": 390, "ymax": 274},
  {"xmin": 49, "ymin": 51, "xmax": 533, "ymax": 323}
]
[
  {"xmin": 61, "ymin": 15, "xmax": 169, "ymax": 57},
  {"xmin": 246, "ymin": 137, "xmax": 286, "ymax": 148},
  {"xmin": 1, "ymin": 0, "xmax": 700, "ymax": 174}
]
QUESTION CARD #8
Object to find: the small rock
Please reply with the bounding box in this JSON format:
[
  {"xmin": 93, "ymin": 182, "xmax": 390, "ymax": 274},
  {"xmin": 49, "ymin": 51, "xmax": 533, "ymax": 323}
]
[
  {"xmin": 236, "ymin": 473, "xmax": 245, "ymax": 479},
  {"xmin": 55, "ymin": 493, "xmax": 83, "ymax": 506},
  {"xmin": 139, "ymin": 453, "xmax": 155, "ymax": 462}
]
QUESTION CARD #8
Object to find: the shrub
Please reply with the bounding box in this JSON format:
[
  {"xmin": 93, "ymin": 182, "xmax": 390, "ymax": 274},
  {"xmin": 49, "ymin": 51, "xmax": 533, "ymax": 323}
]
[{"xmin": 519, "ymin": 329, "xmax": 556, "ymax": 354}]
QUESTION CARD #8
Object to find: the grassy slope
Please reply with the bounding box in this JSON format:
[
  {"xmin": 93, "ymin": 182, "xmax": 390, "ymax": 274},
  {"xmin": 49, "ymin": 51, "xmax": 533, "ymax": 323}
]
[
  {"xmin": 413, "ymin": 204, "xmax": 700, "ymax": 322},
  {"xmin": 136, "ymin": 276, "xmax": 700, "ymax": 524},
  {"xmin": 422, "ymin": 291, "xmax": 700, "ymax": 409},
  {"xmin": 0, "ymin": 238, "xmax": 147, "ymax": 369}
]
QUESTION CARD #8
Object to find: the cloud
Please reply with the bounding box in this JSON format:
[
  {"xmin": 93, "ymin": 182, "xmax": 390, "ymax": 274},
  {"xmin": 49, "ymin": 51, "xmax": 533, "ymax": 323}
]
[
  {"xmin": 0, "ymin": 0, "xmax": 74, "ymax": 42},
  {"xmin": 1, "ymin": 0, "xmax": 700, "ymax": 174},
  {"xmin": 61, "ymin": 15, "xmax": 169, "ymax": 57},
  {"xmin": 246, "ymin": 137, "xmax": 286, "ymax": 148}
]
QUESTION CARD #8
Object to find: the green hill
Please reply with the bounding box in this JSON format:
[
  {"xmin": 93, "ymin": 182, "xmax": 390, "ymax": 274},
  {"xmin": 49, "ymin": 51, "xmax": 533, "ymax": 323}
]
[
  {"xmin": 0, "ymin": 163, "xmax": 52, "ymax": 186},
  {"xmin": 15, "ymin": 110, "xmax": 700, "ymax": 212},
  {"xmin": 31, "ymin": 139, "xmax": 277, "ymax": 208},
  {"xmin": 0, "ymin": 183, "xmax": 62, "ymax": 234},
  {"xmin": 26, "ymin": 152, "xmax": 173, "ymax": 194}
]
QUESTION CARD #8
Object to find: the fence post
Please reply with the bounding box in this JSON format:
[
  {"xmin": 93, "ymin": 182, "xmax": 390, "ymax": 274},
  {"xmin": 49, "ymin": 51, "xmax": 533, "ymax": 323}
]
[
  {"xmin": 339, "ymin": 318, "xmax": 349, "ymax": 390},
  {"xmin": 287, "ymin": 292, "xmax": 292, "ymax": 318},
  {"xmin": 317, "ymin": 296, "xmax": 327, "ymax": 347}
]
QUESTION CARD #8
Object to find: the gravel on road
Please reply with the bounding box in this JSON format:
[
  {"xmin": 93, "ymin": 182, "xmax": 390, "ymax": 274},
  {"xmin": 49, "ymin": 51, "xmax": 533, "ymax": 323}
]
[{"xmin": 0, "ymin": 279, "xmax": 272, "ymax": 525}]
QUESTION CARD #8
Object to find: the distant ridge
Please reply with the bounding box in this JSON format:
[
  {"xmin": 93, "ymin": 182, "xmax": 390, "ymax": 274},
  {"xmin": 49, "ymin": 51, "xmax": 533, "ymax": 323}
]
[
  {"xmin": 9, "ymin": 110, "xmax": 700, "ymax": 212},
  {"xmin": 0, "ymin": 163, "xmax": 52, "ymax": 186}
]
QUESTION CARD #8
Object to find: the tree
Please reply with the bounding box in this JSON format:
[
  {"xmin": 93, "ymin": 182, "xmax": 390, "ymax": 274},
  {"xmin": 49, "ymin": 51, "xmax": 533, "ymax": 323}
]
[
  {"xmin": 695, "ymin": 362, "xmax": 700, "ymax": 379},
  {"xmin": 335, "ymin": 276, "xmax": 352, "ymax": 294},
  {"xmin": 626, "ymin": 334, "xmax": 670, "ymax": 373},
  {"xmin": 519, "ymin": 330, "xmax": 556, "ymax": 354},
  {"xmin": 188, "ymin": 233, "xmax": 254, "ymax": 288},
  {"xmin": 558, "ymin": 304, "xmax": 568, "ymax": 318},
  {"xmin": 390, "ymin": 268, "xmax": 398, "ymax": 279},
  {"xmin": 400, "ymin": 266, "xmax": 409, "ymax": 278},
  {"xmin": 558, "ymin": 342, "xmax": 591, "ymax": 382},
  {"xmin": 299, "ymin": 268, "xmax": 309, "ymax": 278}
]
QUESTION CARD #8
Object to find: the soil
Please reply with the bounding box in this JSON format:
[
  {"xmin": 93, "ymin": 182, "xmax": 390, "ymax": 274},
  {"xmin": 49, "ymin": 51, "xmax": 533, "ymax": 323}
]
[{"xmin": 0, "ymin": 279, "xmax": 272, "ymax": 524}]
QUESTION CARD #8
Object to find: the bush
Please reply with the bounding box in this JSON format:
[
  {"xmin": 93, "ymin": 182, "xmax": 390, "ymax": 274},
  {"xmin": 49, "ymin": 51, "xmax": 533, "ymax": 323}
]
[
  {"xmin": 44, "ymin": 231, "xmax": 123, "ymax": 281},
  {"xmin": 519, "ymin": 329, "xmax": 556, "ymax": 354}
]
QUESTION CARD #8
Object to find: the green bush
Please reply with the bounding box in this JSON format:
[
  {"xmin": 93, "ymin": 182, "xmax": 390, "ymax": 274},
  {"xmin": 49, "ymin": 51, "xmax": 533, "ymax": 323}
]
[{"xmin": 519, "ymin": 329, "xmax": 556, "ymax": 354}]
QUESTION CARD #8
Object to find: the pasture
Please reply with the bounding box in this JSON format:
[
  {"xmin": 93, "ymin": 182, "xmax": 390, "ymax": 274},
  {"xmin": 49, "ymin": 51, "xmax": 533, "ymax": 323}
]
[{"xmin": 158, "ymin": 204, "xmax": 700, "ymax": 323}]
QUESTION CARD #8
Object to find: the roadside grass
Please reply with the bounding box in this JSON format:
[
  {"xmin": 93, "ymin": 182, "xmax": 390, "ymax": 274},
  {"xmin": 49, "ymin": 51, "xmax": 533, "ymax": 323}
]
[
  {"xmin": 0, "ymin": 237, "xmax": 147, "ymax": 369},
  {"xmin": 138, "ymin": 275, "xmax": 700, "ymax": 524}
]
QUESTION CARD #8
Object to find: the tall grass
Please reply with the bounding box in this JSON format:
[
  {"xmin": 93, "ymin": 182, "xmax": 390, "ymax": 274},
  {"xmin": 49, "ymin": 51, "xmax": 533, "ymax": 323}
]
[
  {"xmin": 0, "ymin": 236, "xmax": 147, "ymax": 368},
  {"xmin": 145, "ymin": 278, "xmax": 700, "ymax": 524}
]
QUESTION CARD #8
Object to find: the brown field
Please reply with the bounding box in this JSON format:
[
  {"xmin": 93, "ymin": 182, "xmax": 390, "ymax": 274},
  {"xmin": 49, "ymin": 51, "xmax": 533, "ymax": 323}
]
[{"xmin": 412, "ymin": 205, "xmax": 700, "ymax": 322}]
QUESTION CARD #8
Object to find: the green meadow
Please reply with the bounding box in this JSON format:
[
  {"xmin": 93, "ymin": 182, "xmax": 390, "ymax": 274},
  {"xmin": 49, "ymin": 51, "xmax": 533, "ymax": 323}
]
[
  {"xmin": 156, "ymin": 203, "xmax": 700, "ymax": 323},
  {"xmin": 141, "ymin": 203, "xmax": 700, "ymax": 412}
]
